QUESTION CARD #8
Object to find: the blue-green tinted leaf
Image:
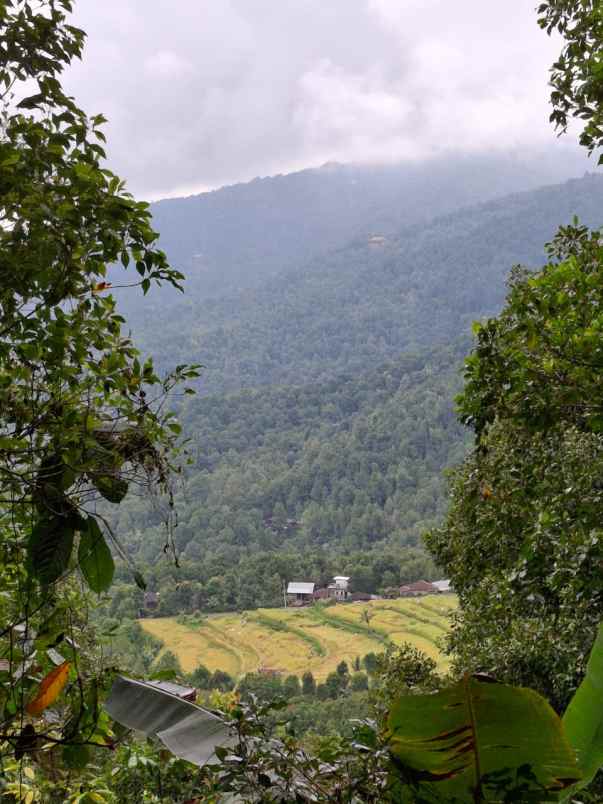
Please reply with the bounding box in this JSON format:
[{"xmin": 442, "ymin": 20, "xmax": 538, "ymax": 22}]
[{"xmin": 78, "ymin": 517, "xmax": 114, "ymax": 593}]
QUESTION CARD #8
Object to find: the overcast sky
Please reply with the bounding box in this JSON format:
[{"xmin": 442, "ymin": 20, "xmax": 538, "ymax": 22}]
[{"xmin": 64, "ymin": 1, "xmax": 576, "ymax": 199}]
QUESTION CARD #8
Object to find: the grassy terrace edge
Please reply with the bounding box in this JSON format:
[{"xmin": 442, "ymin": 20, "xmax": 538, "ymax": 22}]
[{"xmin": 249, "ymin": 612, "xmax": 327, "ymax": 656}]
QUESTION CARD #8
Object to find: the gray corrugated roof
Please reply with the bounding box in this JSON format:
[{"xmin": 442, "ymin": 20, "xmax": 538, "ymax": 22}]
[
  {"xmin": 287, "ymin": 582, "xmax": 315, "ymax": 595},
  {"xmin": 104, "ymin": 676, "xmax": 232, "ymax": 767},
  {"xmin": 400, "ymin": 580, "xmax": 437, "ymax": 592},
  {"xmin": 146, "ymin": 680, "xmax": 197, "ymax": 699}
]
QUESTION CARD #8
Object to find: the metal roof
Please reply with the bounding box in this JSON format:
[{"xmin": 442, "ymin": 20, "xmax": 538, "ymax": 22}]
[
  {"xmin": 146, "ymin": 680, "xmax": 197, "ymax": 699},
  {"xmin": 104, "ymin": 676, "xmax": 232, "ymax": 766},
  {"xmin": 333, "ymin": 576, "xmax": 350, "ymax": 581},
  {"xmin": 287, "ymin": 582, "xmax": 315, "ymax": 595},
  {"xmin": 400, "ymin": 580, "xmax": 437, "ymax": 592},
  {"xmin": 432, "ymin": 579, "xmax": 452, "ymax": 592}
]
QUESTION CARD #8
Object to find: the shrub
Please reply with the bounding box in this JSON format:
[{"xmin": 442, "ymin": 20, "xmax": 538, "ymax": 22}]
[
  {"xmin": 283, "ymin": 674, "xmax": 301, "ymax": 697},
  {"xmin": 210, "ymin": 669, "xmax": 235, "ymax": 692},
  {"xmin": 350, "ymin": 672, "xmax": 369, "ymax": 692},
  {"xmin": 188, "ymin": 664, "xmax": 212, "ymax": 689},
  {"xmin": 302, "ymin": 671, "xmax": 316, "ymax": 696}
]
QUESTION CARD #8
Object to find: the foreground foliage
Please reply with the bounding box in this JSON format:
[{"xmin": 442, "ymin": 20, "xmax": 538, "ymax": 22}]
[
  {"xmin": 203, "ymin": 626, "xmax": 603, "ymax": 803},
  {"xmin": 426, "ymin": 223, "xmax": 603, "ymax": 711},
  {"xmin": 538, "ymin": 0, "xmax": 603, "ymax": 158},
  {"xmin": 4, "ymin": 630, "xmax": 603, "ymax": 802},
  {"xmin": 426, "ymin": 2, "xmax": 603, "ymax": 798},
  {"xmin": 0, "ymin": 0, "xmax": 195, "ymax": 767}
]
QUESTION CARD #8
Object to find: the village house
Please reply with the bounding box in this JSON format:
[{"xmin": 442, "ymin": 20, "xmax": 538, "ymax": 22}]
[
  {"xmin": 314, "ymin": 576, "xmax": 352, "ymax": 602},
  {"xmin": 139, "ymin": 590, "xmax": 160, "ymax": 618},
  {"xmin": 144, "ymin": 590, "xmax": 160, "ymax": 610},
  {"xmin": 290, "ymin": 575, "xmax": 354, "ymax": 604},
  {"xmin": 257, "ymin": 666, "xmax": 282, "ymax": 677},
  {"xmin": 432, "ymin": 579, "xmax": 452, "ymax": 593},
  {"xmin": 286, "ymin": 581, "xmax": 315, "ymax": 606},
  {"xmin": 327, "ymin": 575, "xmax": 351, "ymax": 601},
  {"xmin": 398, "ymin": 580, "xmax": 438, "ymax": 597}
]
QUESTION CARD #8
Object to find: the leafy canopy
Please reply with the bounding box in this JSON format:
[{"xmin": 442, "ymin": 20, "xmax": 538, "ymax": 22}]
[
  {"xmin": 0, "ymin": 0, "xmax": 197, "ymax": 761},
  {"xmin": 460, "ymin": 223, "xmax": 603, "ymax": 438},
  {"xmin": 538, "ymin": 0, "xmax": 603, "ymax": 160},
  {"xmin": 427, "ymin": 0, "xmax": 603, "ymax": 730}
]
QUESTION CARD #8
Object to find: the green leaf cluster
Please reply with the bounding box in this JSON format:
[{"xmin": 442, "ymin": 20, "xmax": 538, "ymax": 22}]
[
  {"xmin": 0, "ymin": 0, "xmax": 197, "ymax": 768},
  {"xmin": 538, "ymin": 1, "xmax": 603, "ymax": 160}
]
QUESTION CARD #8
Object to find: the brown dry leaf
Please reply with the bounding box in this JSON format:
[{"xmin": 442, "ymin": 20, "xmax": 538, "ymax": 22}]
[{"xmin": 26, "ymin": 661, "xmax": 71, "ymax": 716}]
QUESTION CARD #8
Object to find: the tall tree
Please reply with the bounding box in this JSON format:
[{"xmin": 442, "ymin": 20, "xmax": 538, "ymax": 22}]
[
  {"xmin": 427, "ymin": 0, "xmax": 603, "ymax": 711},
  {"xmin": 0, "ymin": 0, "xmax": 196, "ymax": 762},
  {"xmin": 538, "ymin": 0, "xmax": 603, "ymax": 158}
]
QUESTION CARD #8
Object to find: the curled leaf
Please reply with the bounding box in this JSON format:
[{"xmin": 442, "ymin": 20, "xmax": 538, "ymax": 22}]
[
  {"xmin": 133, "ymin": 570, "xmax": 147, "ymax": 591},
  {"xmin": 92, "ymin": 474, "xmax": 128, "ymax": 504},
  {"xmin": 26, "ymin": 661, "xmax": 71, "ymax": 716}
]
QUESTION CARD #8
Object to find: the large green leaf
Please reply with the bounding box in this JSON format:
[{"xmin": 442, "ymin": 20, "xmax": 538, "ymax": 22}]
[
  {"xmin": 92, "ymin": 474, "xmax": 129, "ymax": 504},
  {"xmin": 387, "ymin": 674, "xmax": 580, "ymax": 803},
  {"xmin": 27, "ymin": 517, "xmax": 75, "ymax": 586},
  {"xmin": 62, "ymin": 743, "xmax": 91, "ymax": 770},
  {"xmin": 561, "ymin": 623, "xmax": 603, "ymax": 797},
  {"xmin": 78, "ymin": 517, "xmax": 115, "ymax": 594}
]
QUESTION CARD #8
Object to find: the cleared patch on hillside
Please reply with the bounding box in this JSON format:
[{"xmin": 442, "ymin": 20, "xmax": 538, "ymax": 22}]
[{"xmin": 140, "ymin": 595, "xmax": 456, "ymax": 680}]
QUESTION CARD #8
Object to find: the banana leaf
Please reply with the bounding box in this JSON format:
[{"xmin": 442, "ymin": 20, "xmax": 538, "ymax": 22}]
[
  {"xmin": 387, "ymin": 674, "xmax": 580, "ymax": 803},
  {"xmin": 561, "ymin": 623, "xmax": 603, "ymax": 799},
  {"xmin": 104, "ymin": 675, "xmax": 233, "ymax": 766}
]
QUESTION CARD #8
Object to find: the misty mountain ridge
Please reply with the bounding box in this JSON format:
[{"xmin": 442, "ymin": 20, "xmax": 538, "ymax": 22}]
[
  {"xmin": 107, "ymin": 157, "xmax": 603, "ymax": 604},
  {"xmin": 126, "ymin": 170, "xmax": 603, "ymax": 395},
  {"xmin": 143, "ymin": 147, "xmax": 592, "ymax": 302}
]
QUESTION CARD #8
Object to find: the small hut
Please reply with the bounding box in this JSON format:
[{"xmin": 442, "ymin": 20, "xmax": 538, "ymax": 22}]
[
  {"xmin": 286, "ymin": 582, "xmax": 315, "ymax": 606},
  {"xmin": 399, "ymin": 580, "xmax": 438, "ymax": 598}
]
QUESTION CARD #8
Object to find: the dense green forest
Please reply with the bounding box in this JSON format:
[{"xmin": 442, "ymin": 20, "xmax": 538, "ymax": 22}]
[
  {"xmin": 105, "ymin": 346, "xmax": 464, "ymax": 615},
  {"xmin": 104, "ymin": 174, "xmax": 603, "ymax": 616},
  {"xmin": 143, "ymin": 149, "xmax": 589, "ymax": 301}
]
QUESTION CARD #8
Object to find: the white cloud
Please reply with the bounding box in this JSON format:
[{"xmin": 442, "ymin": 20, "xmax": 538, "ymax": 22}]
[
  {"xmin": 61, "ymin": 0, "xmax": 579, "ymax": 198},
  {"xmin": 144, "ymin": 51, "xmax": 194, "ymax": 79},
  {"xmin": 294, "ymin": 60, "xmax": 416, "ymax": 159}
]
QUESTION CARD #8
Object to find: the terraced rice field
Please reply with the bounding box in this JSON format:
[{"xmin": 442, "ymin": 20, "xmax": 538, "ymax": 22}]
[{"xmin": 141, "ymin": 595, "xmax": 457, "ymax": 680}]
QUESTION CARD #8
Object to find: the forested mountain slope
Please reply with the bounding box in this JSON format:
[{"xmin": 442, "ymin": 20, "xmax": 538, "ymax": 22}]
[
  {"xmin": 131, "ymin": 173, "xmax": 603, "ymax": 393},
  {"xmin": 110, "ymin": 347, "xmax": 466, "ymax": 613},
  {"xmin": 145, "ymin": 150, "xmax": 589, "ymax": 301},
  {"xmin": 107, "ymin": 172, "xmax": 603, "ymax": 614}
]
